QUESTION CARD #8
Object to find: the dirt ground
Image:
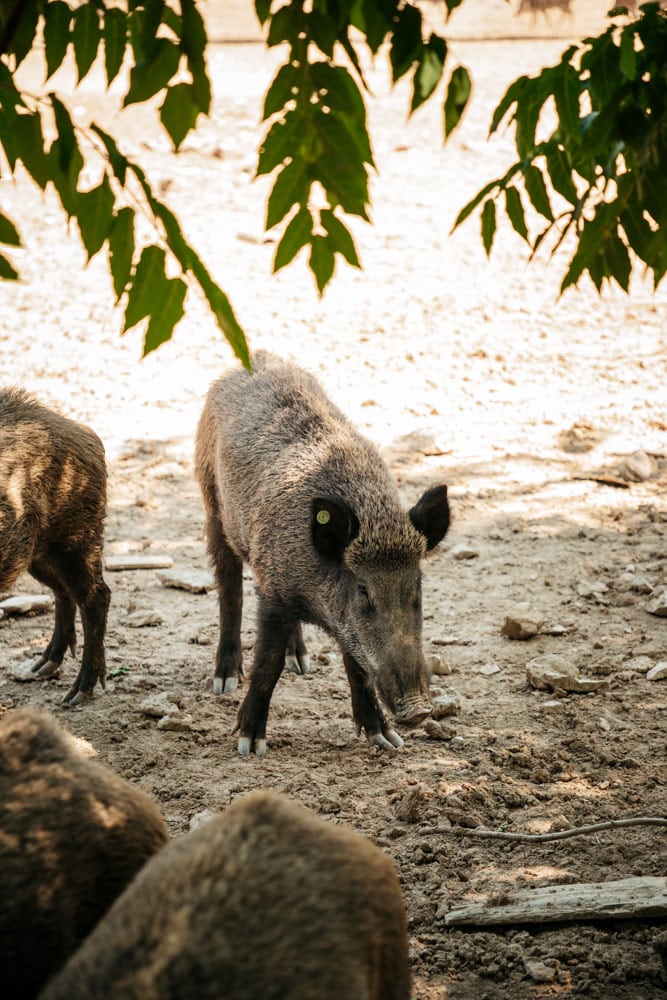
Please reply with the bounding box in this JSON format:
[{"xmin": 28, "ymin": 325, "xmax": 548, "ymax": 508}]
[{"xmin": 1, "ymin": 5, "xmax": 666, "ymax": 997}]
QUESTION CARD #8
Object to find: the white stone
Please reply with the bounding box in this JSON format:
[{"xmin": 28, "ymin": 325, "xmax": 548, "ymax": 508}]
[
  {"xmin": 480, "ymin": 662, "xmax": 501, "ymax": 676},
  {"xmin": 450, "ymin": 542, "xmax": 479, "ymax": 560},
  {"xmin": 646, "ymin": 591, "xmax": 667, "ymax": 617},
  {"xmin": 430, "ymin": 654, "xmax": 453, "ymax": 676},
  {"xmin": 189, "ymin": 809, "xmax": 217, "ymax": 831},
  {"xmin": 138, "ymin": 692, "xmax": 181, "ymax": 718},
  {"xmin": 157, "ymin": 713, "xmax": 194, "ymax": 732},
  {"xmin": 157, "ymin": 569, "xmax": 214, "ymax": 593},
  {"xmin": 431, "ymin": 694, "xmax": 460, "ymax": 718},
  {"xmin": 524, "ymin": 960, "xmax": 557, "ymax": 984},
  {"xmin": 0, "ymin": 594, "xmax": 53, "ymax": 615},
  {"xmin": 106, "ymin": 553, "xmax": 174, "ymax": 571},
  {"xmin": 501, "ymin": 603, "xmax": 544, "ymax": 640},
  {"xmin": 646, "ymin": 661, "xmax": 667, "ymax": 682},
  {"xmin": 618, "ymin": 450, "xmax": 657, "ymax": 482},
  {"xmin": 126, "ymin": 610, "xmax": 164, "ymax": 628},
  {"xmin": 527, "ymin": 654, "xmax": 609, "ymax": 694}
]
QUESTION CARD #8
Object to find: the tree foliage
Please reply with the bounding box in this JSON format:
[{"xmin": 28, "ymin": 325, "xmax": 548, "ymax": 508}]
[
  {"xmin": 0, "ymin": 0, "xmax": 249, "ymax": 363},
  {"xmin": 453, "ymin": 2, "xmax": 667, "ymax": 294}
]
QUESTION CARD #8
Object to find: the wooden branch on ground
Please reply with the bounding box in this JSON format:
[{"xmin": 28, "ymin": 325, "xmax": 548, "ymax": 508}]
[{"xmin": 444, "ymin": 876, "xmax": 667, "ymax": 927}]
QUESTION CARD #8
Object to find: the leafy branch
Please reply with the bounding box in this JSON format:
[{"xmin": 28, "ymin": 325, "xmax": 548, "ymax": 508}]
[
  {"xmin": 0, "ymin": 0, "xmax": 248, "ymax": 363},
  {"xmin": 453, "ymin": 2, "xmax": 667, "ymax": 294}
]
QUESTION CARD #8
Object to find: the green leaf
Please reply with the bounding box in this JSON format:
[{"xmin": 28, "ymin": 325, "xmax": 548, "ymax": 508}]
[
  {"xmin": 311, "ymin": 63, "xmax": 366, "ymax": 120},
  {"xmin": 0, "ymin": 212, "xmax": 21, "ymax": 247},
  {"xmin": 263, "ymin": 63, "xmax": 298, "ymax": 120},
  {"xmin": 124, "ymin": 38, "xmax": 181, "ymax": 107},
  {"xmin": 523, "ymin": 164, "xmax": 554, "ymax": 222},
  {"xmin": 309, "ymin": 10, "xmax": 337, "ymax": 58},
  {"xmin": 13, "ymin": 112, "xmax": 50, "ymax": 189},
  {"xmin": 267, "ymin": 4, "xmax": 301, "ymax": 47},
  {"xmin": 309, "ymin": 234, "xmax": 335, "ymax": 294},
  {"xmin": 545, "ymin": 145, "xmax": 579, "ymax": 205},
  {"xmin": 355, "ymin": 0, "xmax": 392, "ymax": 53},
  {"xmin": 321, "ymin": 209, "xmax": 360, "ymax": 266},
  {"xmin": 72, "ymin": 3, "xmax": 101, "ymax": 83},
  {"xmin": 7, "ymin": 2, "xmax": 39, "ymax": 67},
  {"xmin": 181, "ymin": 0, "xmax": 211, "ymax": 113},
  {"xmin": 256, "ymin": 0, "xmax": 272, "ymax": 26},
  {"xmin": 504, "ymin": 186, "xmax": 529, "ymax": 243},
  {"xmin": 160, "ymin": 83, "xmax": 201, "ymax": 150},
  {"xmin": 257, "ymin": 111, "xmax": 300, "ymax": 176},
  {"xmin": 451, "ymin": 178, "xmax": 500, "ymax": 231},
  {"xmin": 273, "ymin": 206, "xmax": 313, "ymax": 271},
  {"xmin": 444, "ymin": 65, "xmax": 471, "ymax": 138},
  {"xmin": 188, "ymin": 254, "xmax": 250, "ymax": 367},
  {"xmin": 411, "ymin": 35, "xmax": 447, "ymax": 114},
  {"xmin": 108, "ymin": 208, "xmax": 135, "ymax": 299},
  {"xmin": 604, "ymin": 230, "xmax": 631, "ymax": 292},
  {"xmin": 390, "ymin": 4, "xmax": 423, "ymax": 82},
  {"xmin": 314, "ymin": 108, "xmax": 373, "ymax": 170},
  {"xmin": 104, "ymin": 7, "xmax": 127, "ymax": 86},
  {"xmin": 481, "ymin": 198, "xmax": 496, "ymax": 256},
  {"xmin": 44, "ymin": 1, "xmax": 71, "ymax": 80},
  {"xmin": 561, "ymin": 203, "xmax": 615, "ymax": 292},
  {"xmin": 77, "ymin": 179, "xmax": 115, "ymax": 260},
  {"xmin": 554, "ymin": 64, "xmax": 581, "ymax": 138},
  {"xmin": 123, "ymin": 245, "xmax": 167, "ymax": 332},
  {"xmin": 490, "ymin": 75, "xmax": 528, "ymax": 134},
  {"xmin": 50, "ymin": 96, "xmax": 78, "ymax": 175},
  {"xmin": 137, "ymin": 0, "xmax": 166, "ymax": 59},
  {"xmin": 0, "ymin": 253, "xmax": 19, "ymax": 280},
  {"xmin": 91, "ymin": 125, "xmax": 129, "ymax": 186},
  {"xmin": 143, "ymin": 276, "xmax": 187, "ymax": 356},
  {"xmin": 619, "ymin": 27, "xmax": 637, "ymax": 80},
  {"xmin": 266, "ymin": 159, "xmax": 309, "ymax": 230}
]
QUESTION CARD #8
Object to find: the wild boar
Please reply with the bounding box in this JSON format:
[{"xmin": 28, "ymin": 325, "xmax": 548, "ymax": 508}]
[
  {"xmin": 41, "ymin": 789, "xmax": 412, "ymax": 1000},
  {"xmin": 0, "ymin": 388, "xmax": 110, "ymax": 703},
  {"xmin": 0, "ymin": 708, "xmax": 168, "ymax": 999},
  {"xmin": 195, "ymin": 352, "xmax": 449, "ymax": 755}
]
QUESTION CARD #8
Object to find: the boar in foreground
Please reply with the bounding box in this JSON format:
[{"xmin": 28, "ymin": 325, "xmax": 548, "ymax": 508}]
[
  {"xmin": 42, "ymin": 789, "xmax": 411, "ymax": 1000},
  {"xmin": 0, "ymin": 388, "xmax": 110, "ymax": 703},
  {"xmin": 195, "ymin": 351, "xmax": 450, "ymax": 755},
  {"xmin": 0, "ymin": 708, "xmax": 168, "ymax": 999}
]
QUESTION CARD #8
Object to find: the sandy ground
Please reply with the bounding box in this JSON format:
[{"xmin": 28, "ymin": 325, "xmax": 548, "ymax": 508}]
[{"xmin": 1, "ymin": 5, "xmax": 666, "ymax": 997}]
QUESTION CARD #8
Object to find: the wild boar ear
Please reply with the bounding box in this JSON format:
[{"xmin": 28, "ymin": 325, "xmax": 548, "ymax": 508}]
[
  {"xmin": 311, "ymin": 497, "xmax": 360, "ymax": 562},
  {"xmin": 409, "ymin": 484, "xmax": 450, "ymax": 552}
]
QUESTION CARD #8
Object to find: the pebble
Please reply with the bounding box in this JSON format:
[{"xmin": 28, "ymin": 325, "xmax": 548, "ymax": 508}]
[
  {"xmin": 126, "ymin": 610, "xmax": 164, "ymax": 628},
  {"xmin": 423, "ymin": 719, "xmax": 456, "ymax": 740},
  {"xmin": 138, "ymin": 692, "xmax": 182, "ymax": 718},
  {"xmin": 106, "ymin": 553, "xmax": 174, "ymax": 571},
  {"xmin": 394, "ymin": 785, "xmax": 426, "ymax": 823},
  {"xmin": 450, "ymin": 542, "xmax": 479, "ymax": 560},
  {"xmin": 479, "ymin": 662, "xmax": 500, "ymax": 676},
  {"xmin": 430, "ymin": 654, "xmax": 453, "ymax": 675},
  {"xmin": 618, "ymin": 450, "xmax": 657, "ymax": 482},
  {"xmin": 523, "ymin": 959, "xmax": 557, "ymax": 984},
  {"xmin": 501, "ymin": 603, "xmax": 544, "ymax": 640},
  {"xmin": 0, "ymin": 594, "xmax": 53, "ymax": 615},
  {"xmin": 576, "ymin": 579, "xmax": 609, "ymax": 598},
  {"xmin": 541, "ymin": 624, "xmax": 567, "ymax": 636},
  {"xmin": 646, "ymin": 591, "xmax": 667, "ymax": 617},
  {"xmin": 527, "ymin": 654, "xmax": 609, "ymax": 694},
  {"xmin": 157, "ymin": 713, "xmax": 194, "ymax": 732},
  {"xmin": 647, "ymin": 661, "xmax": 667, "ymax": 682},
  {"xmin": 189, "ymin": 808, "xmax": 217, "ymax": 831},
  {"xmin": 431, "ymin": 694, "xmax": 461, "ymax": 718},
  {"xmin": 157, "ymin": 569, "xmax": 214, "ymax": 593},
  {"xmin": 9, "ymin": 660, "xmax": 53, "ymax": 683},
  {"xmin": 541, "ymin": 699, "xmax": 565, "ymax": 714}
]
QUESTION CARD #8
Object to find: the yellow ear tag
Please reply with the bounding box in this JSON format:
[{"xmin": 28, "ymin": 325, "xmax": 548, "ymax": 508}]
[{"xmin": 316, "ymin": 509, "xmax": 331, "ymax": 525}]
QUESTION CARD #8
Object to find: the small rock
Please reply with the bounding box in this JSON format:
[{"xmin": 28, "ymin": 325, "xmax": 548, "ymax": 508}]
[
  {"xmin": 157, "ymin": 569, "xmax": 214, "ymax": 593},
  {"xmin": 523, "ymin": 959, "xmax": 557, "ymax": 984},
  {"xmin": 527, "ymin": 654, "xmax": 609, "ymax": 694},
  {"xmin": 0, "ymin": 594, "xmax": 53, "ymax": 615},
  {"xmin": 157, "ymin": 713, "xmax": 194, "ymax": 732},
  {"xmin": 623, "ymin": 655, "xmax": 653, "ymax": 674},
  {"xmin": 126, "ymin": 610, "xmax": 164, "ymax": 628},
  {"xmin": 9, "ymin": 660, "xmax": 57, "ymax": 683},
  {"xmin": 646, "ymin": 591, "xmax": 667, "ymax": 617},
  {"xmin": 138, "ymin": 692, "xmax": 181, "ymax": 718},
  {"xmin": 394, "ymin": 785, "xmax": 426, "ymax": 824},
  {"xmin": 189, "ymin": 808, "xmax": 216, "ymax": 832},
  {"xmin": 501, "ymin": 603, "xmax": 544, "ymax": 640},
  {"xmin": 480, "ymin": 662, "xmax": 500, "ymax": 676},
  {"xmin": 430, "ymin": 654, "xmax": 453, "ymax": 676},
  {"xmin": 450, "ymin": 542, "xmax": 479, "ymax": 560},
  {"xmin": 541, "ymin": 699, "xmax": 565, "ymax": 714},
  {"xmin": 598, "ymin": 716, "xmax": 611, "ymax": 731},
  {"xmin": 450, "ymin": 735, "xmax": 465, "ymax": 747},
  {"xmin": 106, "ymin": 553, "xmax": 174, "ymax": 571},
  {"xmin": 431, "ymin": 694, "xmax": 460, "ymax": 718},
  {"xmin": 541, "ymin": 624, "xmax": 567, "ymax": 636},
  {"xmin": 423, "ymin": 719, "xmax": 456, "ymax": 740},
  {"xmin": 647, "ymin": 661, "xmax": 667, "ymax": 682},
  {"xmin": 618, "ymin": 450, "xmax": 657, "ymax": 482},
  {"xmin": 431, "ymin": 635, "xmax": 468, "ymax": 646},
  {"xmin": 189, "ymin": 632, "xmax": 212, "ymax": 646},
  {"xmin": 628, "ymin": 576, "xmax": 654, "ymax": 595},
  {"xmin": 577, "ymin": 579, "xmax": 608, "ymax": 598}
]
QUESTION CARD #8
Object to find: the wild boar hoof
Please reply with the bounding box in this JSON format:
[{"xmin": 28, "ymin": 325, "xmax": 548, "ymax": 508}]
[
  {"xmin": 368, "ymin": 730, "xmax": 404, "ymax": 751},
  {"xmin": 213, "ymin": 677, "xmax": 238, "ymax": 695},
  {"xmin": 62, "ymin": 688, "xmax": 92, "ymax": 707},
  {"xmin": 285, "ymin": 654, "xmax": 311, "ymax": 675},
  {"xmin": 31, "ymin": 659, "xmax": 61, "ymax": 679},
  {"xmin": 237, "ymin": 736, "xmax": 267, "ymax": 756}
]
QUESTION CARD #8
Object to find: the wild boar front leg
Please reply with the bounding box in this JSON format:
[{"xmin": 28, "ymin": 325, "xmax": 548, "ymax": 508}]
[
  {"xmin": 28, "ymin": 556, "xmax": 77, "ymax": 678},
  {"xmin": 342, "ymin": 652, "xmax": 404, "ymax": 751},
  {"xmin": 234, "ymin": 597, "xmax": 290, "ymax": 756},
  {"xmin": 285, "ymin": 622, "xmax": 310, "ymax": 675},
  {"xmin": 205, "ymin": 515, "xmax": 244, "ymax": 695}
]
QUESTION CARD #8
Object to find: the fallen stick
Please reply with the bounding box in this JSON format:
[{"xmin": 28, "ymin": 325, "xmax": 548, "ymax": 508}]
[
  {"xmin": 444, "ymin": 876, "xmax": 667, "ymax": 927},
  {"xmin": 422, "ymin": 816, "xmax": 667, "ymax": 843}
]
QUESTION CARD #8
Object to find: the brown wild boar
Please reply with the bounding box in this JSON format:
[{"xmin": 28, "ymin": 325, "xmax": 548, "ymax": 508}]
[
  {"xmin": 195, "ymin": 351, "xmax": 450, "ymax": 755},
  {"xmin": 41, "ymin": 789, "xmax": 412, "ymax": 1000},
  {"xmin": 0, "ymin": 388, "xmax": 110, "ymax": 703},
  {"xmin": 0, "ymin": 708, "xmax": 168, "ymax": 999}
]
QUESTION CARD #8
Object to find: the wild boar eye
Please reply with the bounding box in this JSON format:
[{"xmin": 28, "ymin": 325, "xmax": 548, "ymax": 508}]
[{"xmin": 357, "ymin": 583, "xmax": 375, "ymax": 612}]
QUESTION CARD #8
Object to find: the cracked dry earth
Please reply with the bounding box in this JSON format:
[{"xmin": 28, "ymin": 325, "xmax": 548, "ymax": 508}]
[{"xmin": 1, "ymin": 18, "xmax": 666, "ymax": 1000}]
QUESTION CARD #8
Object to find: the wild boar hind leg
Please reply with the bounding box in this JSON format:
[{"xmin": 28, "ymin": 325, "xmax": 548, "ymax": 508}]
[
  {"xmin": 208, "ymin": 523, "xmax": 244, "ymax": 695},
  {"xmin": 27, "ymin": 556, "xmax": 77, "ymax": 678},
  {"xmin": 233, "ymin": 597, "xmax": 291, "ymax": 756},
  {"xmin": 343, "ymin": 652, "xmax": 404, "ymax": 751},
  {"xmin": 285, "ymin": 622, "xmax": 310, "ymax": 675}
]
